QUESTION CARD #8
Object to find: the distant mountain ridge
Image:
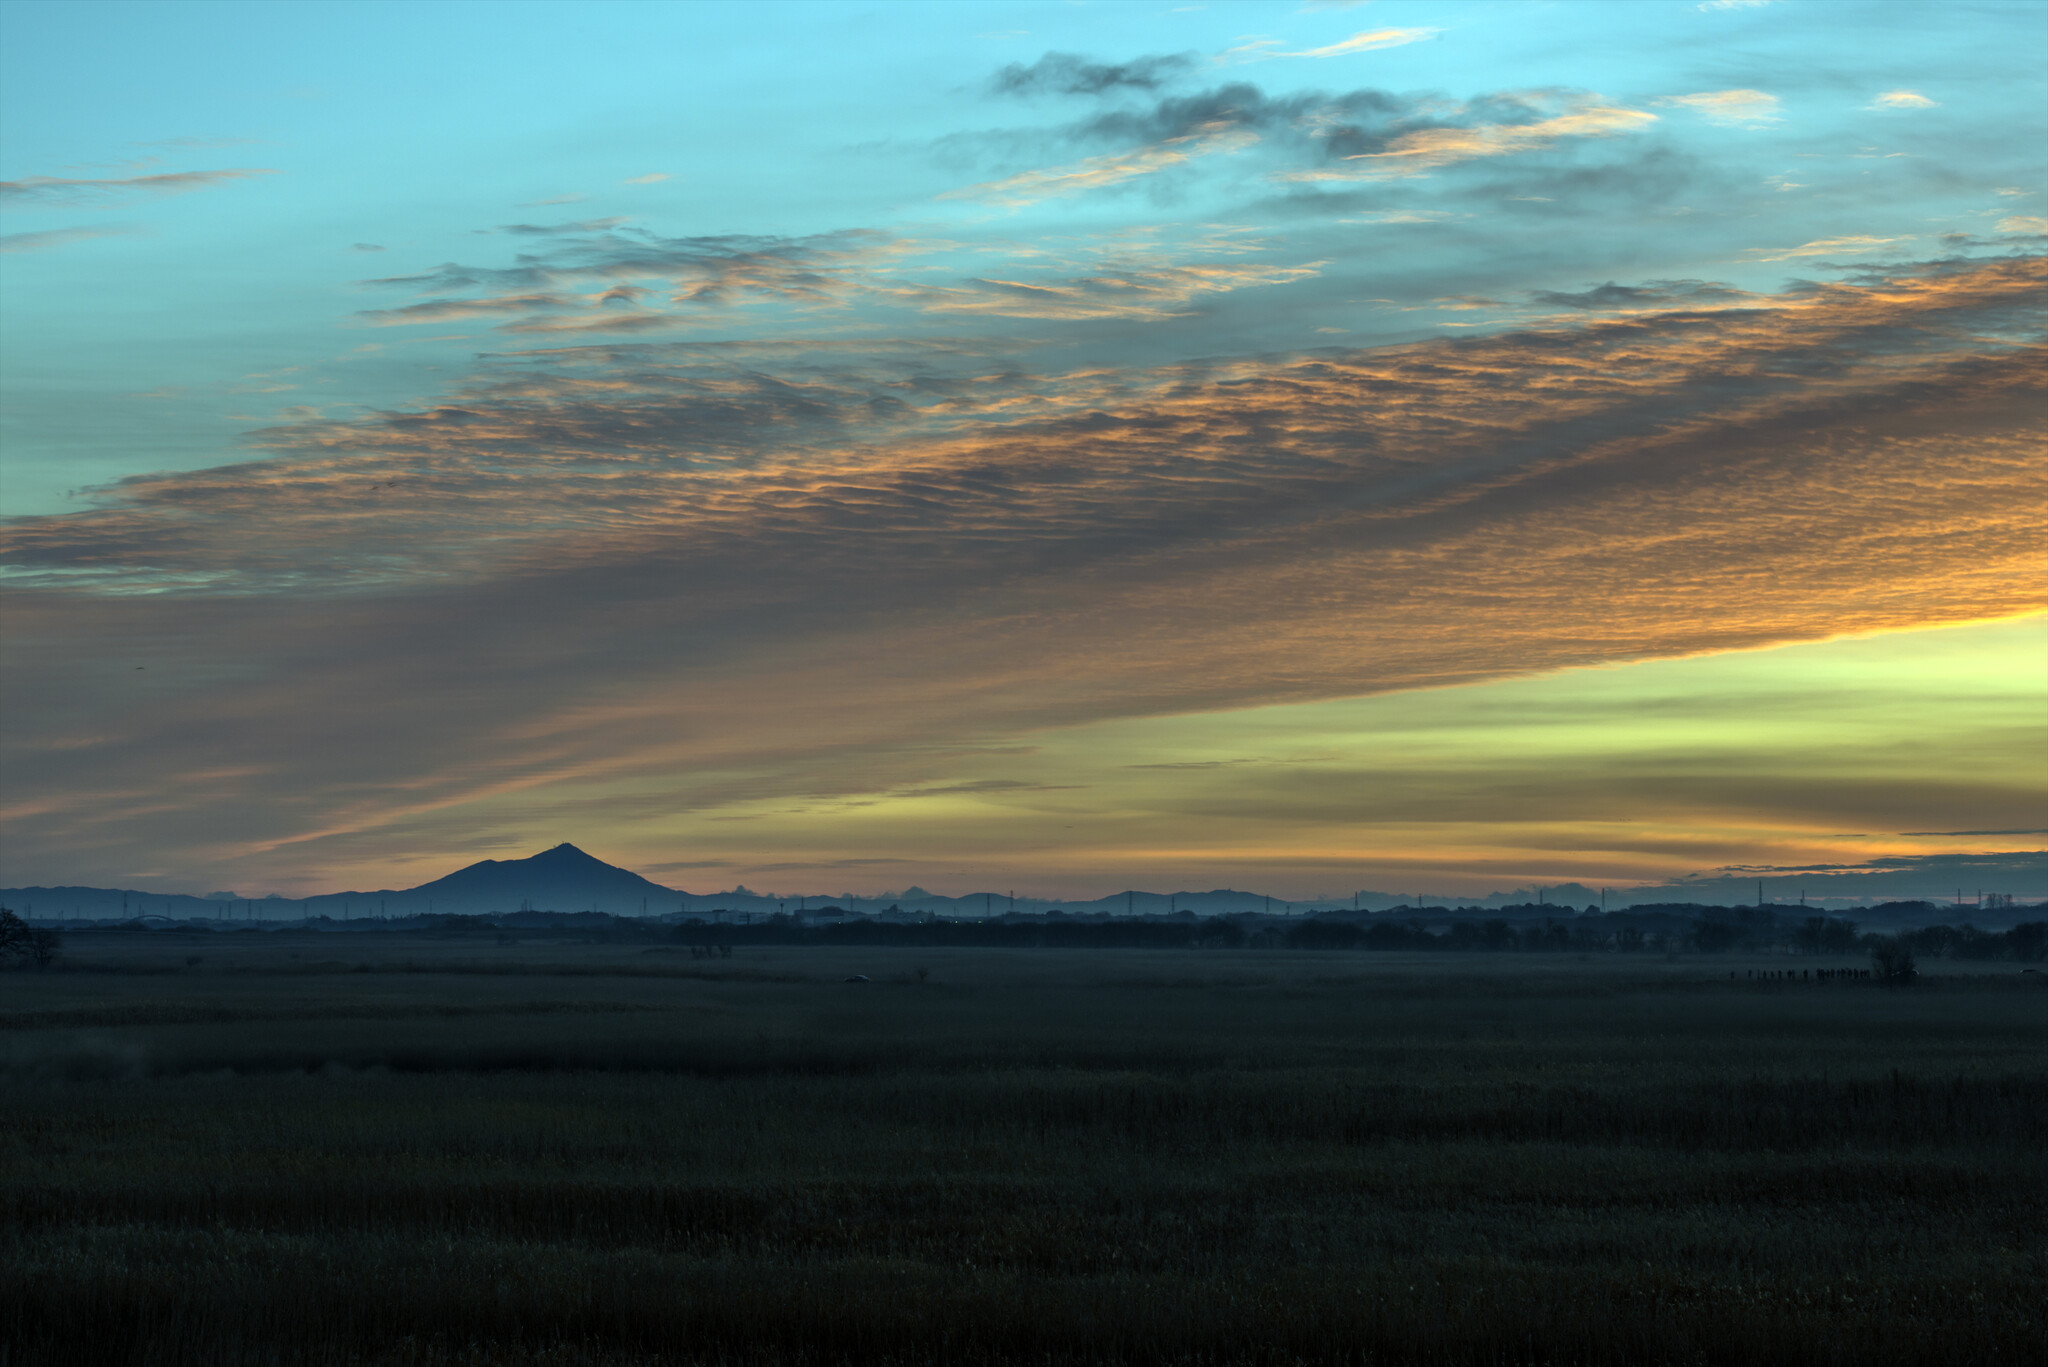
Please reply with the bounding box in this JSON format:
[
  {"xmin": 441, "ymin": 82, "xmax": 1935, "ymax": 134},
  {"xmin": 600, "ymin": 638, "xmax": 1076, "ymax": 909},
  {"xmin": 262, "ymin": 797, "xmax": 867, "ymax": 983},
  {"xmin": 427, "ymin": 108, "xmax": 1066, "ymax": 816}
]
[
  {"xmin": 1, "ymin": 843, "xmax": 688, "ymax": 921},
  {"xmin": 5, "ymin": 844, "xmax": 2043, "ymax": 923}
]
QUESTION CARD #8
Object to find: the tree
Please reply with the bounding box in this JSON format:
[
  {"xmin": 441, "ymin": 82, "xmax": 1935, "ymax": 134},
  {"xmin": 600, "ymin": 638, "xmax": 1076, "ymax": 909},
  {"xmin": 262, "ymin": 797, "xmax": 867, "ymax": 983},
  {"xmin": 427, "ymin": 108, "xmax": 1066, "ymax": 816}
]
[
  {"xmin": 1869, "ymin": 936, "xmax": 1917, "ymax": 986},
  {"xmin": 0, "ymin": 909, "xmax": 58, "ymax": 969},
  {"xmin": 1690, "ymin": 920, "xmax": 1740, "ymax": 953},
  {"xmin": 1287, "ymin": 919, "xmax": 1363, "ymax": 950},
  {"xmin": 2008, "ymin": 922, "xmax": 2047, "ymax": 962},
  {"xmin": 1795, "ymin": 916, "xmax": 1861, "ymax": 955}
]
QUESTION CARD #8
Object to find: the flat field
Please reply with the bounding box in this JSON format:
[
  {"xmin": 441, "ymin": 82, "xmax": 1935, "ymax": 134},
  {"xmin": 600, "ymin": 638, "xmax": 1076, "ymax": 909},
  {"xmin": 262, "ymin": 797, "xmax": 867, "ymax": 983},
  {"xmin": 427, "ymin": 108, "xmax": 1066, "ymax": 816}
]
[{"xmin": 3, "ymin": 937, "xmax": 2043, "ymax": 1366}]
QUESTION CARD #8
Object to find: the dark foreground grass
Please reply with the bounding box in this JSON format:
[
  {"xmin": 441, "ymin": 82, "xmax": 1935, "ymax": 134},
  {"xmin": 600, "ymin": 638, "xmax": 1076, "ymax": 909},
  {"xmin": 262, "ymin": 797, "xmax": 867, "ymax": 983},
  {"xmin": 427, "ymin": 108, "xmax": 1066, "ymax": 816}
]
[{"xmin": 2, "ymin": 947, "xmax": 2044, "ymax": 1365}]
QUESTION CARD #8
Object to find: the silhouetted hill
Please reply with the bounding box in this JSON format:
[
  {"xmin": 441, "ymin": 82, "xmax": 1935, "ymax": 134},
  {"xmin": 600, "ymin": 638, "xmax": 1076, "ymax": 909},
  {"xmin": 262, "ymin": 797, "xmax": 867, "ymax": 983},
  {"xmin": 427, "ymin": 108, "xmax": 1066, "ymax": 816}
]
[
  {"xmin": 0, "ymin": 844, "xmax": 684, "ymax": 919},
  {"xmin": 409, "ymin": 843, "xmax": 679, "ymax": 914}
]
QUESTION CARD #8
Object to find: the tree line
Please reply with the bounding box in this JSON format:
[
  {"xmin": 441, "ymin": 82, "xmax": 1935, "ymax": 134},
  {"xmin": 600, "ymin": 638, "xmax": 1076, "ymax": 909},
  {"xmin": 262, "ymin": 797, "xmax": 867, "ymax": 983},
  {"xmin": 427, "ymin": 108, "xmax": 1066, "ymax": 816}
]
[
  {"xmin": 663, "ymin": 911, "xmax": 2046, "ymax": 961},
  {"xmin": 24, "ymin": 904, "xmax": 2046, "ymax": 967}
]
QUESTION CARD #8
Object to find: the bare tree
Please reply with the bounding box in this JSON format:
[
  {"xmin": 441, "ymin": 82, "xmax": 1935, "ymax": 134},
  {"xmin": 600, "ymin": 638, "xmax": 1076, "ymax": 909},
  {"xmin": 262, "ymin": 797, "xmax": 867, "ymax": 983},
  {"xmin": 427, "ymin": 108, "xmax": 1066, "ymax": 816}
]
[
  {"xmin": 1869, "ymin": 936, "xmax": 1917, "ymax": 986},
  {"xmin": 0, "ymin": 910, "xmax": 57, "ymax": 969},
  {"xmin": 0, "ymin": 909, "xmax": 28, "ymax": 964}
]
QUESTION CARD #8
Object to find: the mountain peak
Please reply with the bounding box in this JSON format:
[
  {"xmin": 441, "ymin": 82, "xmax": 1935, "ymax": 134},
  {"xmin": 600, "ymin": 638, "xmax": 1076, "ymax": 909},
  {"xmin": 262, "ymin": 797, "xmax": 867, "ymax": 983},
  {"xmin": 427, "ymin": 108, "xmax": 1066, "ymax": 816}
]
[{"xmin": 410, "ymin": 841, "xmax": 676, "ymax": 910}]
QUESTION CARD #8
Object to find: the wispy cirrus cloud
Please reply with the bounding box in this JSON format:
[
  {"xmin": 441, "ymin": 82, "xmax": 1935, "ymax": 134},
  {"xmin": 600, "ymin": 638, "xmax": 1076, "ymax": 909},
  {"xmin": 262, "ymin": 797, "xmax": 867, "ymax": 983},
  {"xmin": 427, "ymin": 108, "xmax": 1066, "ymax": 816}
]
[
  {"xmin": 10, "ymin": 255, "xmax": 2039, "ymax": 599},
  {"xmin": 349, "ymin": 222, "xmax": 1309, "ymax": 332},
  {"xmin": 1742, "ymin": 233, "xmax": 1904, "ymax": 262},
  {"xmin": 1278, "ymin": 27, "xmax": 1440, "ymax": 58},
  {"xmin": 1222, "ymin": 28, "xmax": 1438, "ymax": 64},
  {"xmin": 0, "ymin": 223, "xmax": 140, "ymax": 253},
  {"xmin": 496, "ymin": 217, "xmax": 630, "ymax": 236},
  {"xmin": 992, "ymin": 51, "xmax": 1196, "ymax": 96},
  {"xmin": 4, "ymin": 256, "xmax": 2040, "ymax": 886},
  {"xmin": 886, "ymin": 254, "xmax": 1322, "ymax": 320},
  {"xmin": 0, "ymin": 167, "xmax": 279, "ymax": 205},
  {"xmin": 354, "ymin": 293, "xmax": 573, "ymax": 326},
  {"xmin": 940, "ymin": 122, "xmax": 1258, "ymax": 206},
  {"xmin": 1657, "ymin": 88, "xmax": 1780, "ymax": 127},
  {"xmin": 1869, "ymin": 90, "xmax": 1938, "ymax": 110},
  {"xmin": 355, "ymin": 228, "xmax": 910, "ymax": 328},
  {"xmin": 1529, "ymin": 278, "xmax": 1759, "ymax": 312},
  {"xmin": 1898, "ymin": 830, "xmax": 2048, "ymax": 839},
  {"xmin": 1282, "ymin": 97, "xmax": 1655, "ymax": 180},
  {"xmin": 961, "ymin": 74, "xmax": 1666, "ymax": 204},
  {"xmin": 493, "ymin": 312, "xmax": 677, "ymax": 336}
]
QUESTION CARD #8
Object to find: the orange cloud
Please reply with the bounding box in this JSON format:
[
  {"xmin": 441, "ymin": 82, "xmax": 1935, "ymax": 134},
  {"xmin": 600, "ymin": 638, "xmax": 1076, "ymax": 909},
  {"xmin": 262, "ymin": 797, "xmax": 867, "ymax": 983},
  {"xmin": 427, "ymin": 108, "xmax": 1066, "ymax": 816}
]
[{"xmin": 3, "ymin": 256, "xmax": 2042, "ymax": 887}]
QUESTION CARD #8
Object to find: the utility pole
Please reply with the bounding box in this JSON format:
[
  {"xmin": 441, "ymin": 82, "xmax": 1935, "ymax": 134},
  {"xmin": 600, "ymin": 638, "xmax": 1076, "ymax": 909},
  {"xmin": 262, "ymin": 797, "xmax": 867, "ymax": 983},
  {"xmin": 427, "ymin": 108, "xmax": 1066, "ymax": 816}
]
[{"xmin": 1127, "ymin": 891, "xmax": 1134, "ymax": 917}]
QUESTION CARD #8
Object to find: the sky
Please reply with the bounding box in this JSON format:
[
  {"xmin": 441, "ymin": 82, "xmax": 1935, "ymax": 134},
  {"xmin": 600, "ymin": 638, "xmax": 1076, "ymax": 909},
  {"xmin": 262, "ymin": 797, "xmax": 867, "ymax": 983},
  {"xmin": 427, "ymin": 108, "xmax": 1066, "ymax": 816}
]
[{"xmin": 1, "ymin": 0, "xmax": 2044, "ymax": 901}]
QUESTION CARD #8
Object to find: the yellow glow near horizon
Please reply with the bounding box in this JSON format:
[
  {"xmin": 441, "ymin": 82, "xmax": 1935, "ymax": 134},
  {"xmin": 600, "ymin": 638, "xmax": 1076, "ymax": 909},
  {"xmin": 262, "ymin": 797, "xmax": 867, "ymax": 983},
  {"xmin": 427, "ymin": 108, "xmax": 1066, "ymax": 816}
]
[{"xmin": 409, "ymin": 615, "xmax": 2045, "ymax": 900}]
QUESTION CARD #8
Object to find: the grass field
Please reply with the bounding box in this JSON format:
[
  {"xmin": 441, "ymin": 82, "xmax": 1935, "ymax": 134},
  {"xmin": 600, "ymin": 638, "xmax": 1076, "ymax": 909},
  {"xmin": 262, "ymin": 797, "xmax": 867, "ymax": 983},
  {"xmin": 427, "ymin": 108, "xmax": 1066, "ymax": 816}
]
[{"xmin": 3, "ymin": 938, "xmax": 2043, "ymax": 1365}]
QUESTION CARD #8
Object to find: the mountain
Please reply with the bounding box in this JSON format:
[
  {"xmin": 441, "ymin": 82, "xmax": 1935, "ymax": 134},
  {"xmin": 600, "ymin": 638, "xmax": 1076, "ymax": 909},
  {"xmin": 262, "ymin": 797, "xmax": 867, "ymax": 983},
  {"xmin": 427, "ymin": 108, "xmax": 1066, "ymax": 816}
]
[
  {"xmin": 0, "ymin": 843, "xmax": 685, "ymax": 920},
  {"xmin": 408, "ymin": 843, "xmax": 681, "ymax": 914},
  {"xmin": 8, "ymin": 845, "xmax": 2042, "ymax": 925}
]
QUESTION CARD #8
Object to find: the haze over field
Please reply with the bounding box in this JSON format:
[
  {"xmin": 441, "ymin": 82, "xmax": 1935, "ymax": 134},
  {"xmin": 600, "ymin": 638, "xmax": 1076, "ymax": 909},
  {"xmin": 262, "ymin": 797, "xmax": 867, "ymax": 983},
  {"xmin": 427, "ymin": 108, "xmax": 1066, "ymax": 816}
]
[{"xmin": 2, "ymin": 0, "xmax": 2044, "ymax": 900}]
